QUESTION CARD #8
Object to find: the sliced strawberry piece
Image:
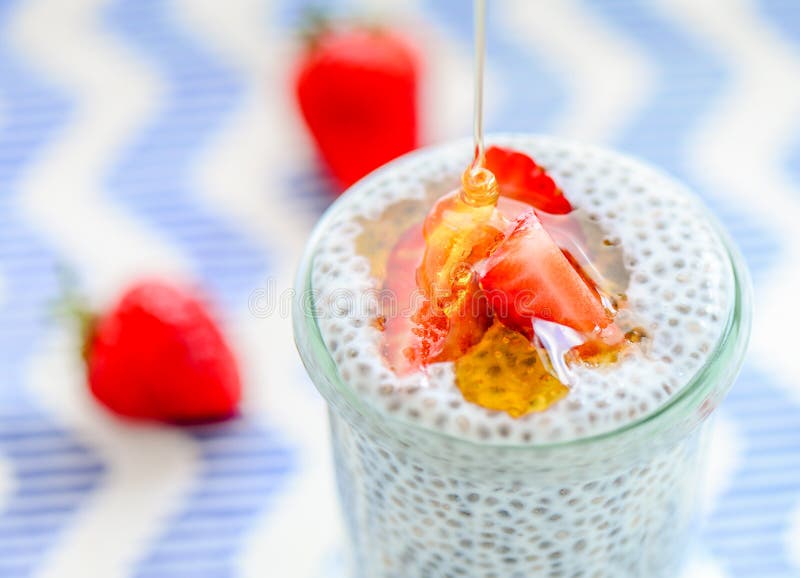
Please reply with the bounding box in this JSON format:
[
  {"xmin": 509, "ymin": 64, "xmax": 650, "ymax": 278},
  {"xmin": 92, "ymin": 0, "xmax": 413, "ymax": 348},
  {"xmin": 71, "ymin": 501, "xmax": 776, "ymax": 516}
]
[
  {"xmin": 480, "ymin": 211, "xmax": 612, "ymax": 341},
  {"xmin": 414, "ymin": 191, "xmax": 499, "ymax": 363},
  {"xmin": 381, "ymin": 221, "xmax": 490, "ymax": 374},
  {"xmin": 485, "ymin": 145, "xmax": 572, "ymax": 214},
  {"xmin": 382, "ymin": 223, "xmax": 426, "ymax": 374},
  {"xmin": 415, "ymin": 274, "xmax": 491, "ymax": 364}
]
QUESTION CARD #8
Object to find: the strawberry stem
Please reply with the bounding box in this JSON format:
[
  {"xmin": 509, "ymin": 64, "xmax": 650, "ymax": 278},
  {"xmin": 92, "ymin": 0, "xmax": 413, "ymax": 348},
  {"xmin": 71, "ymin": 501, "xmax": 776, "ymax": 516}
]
[
  {"xmin": 298, "ymin": 6, "xmax": 384, "ymax": 50},
  {"xmin": 53, "ymin": 267, "xmax": 97, "ymax": 362},
  {"xmin": 299, "ymin": 6, "xmax": 332, "ymax": 49}
]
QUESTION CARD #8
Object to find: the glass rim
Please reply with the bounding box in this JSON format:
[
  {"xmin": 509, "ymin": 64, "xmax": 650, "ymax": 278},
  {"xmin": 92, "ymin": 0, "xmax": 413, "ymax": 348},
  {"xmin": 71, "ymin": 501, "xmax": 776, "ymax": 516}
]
[{"xmin": 293, "ymin": 134, "xmax": 754, "ymax": 452}]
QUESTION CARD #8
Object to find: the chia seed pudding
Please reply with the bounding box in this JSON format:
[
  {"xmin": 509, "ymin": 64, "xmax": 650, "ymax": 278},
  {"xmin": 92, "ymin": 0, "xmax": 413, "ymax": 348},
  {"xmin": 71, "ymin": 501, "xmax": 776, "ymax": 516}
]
[{"xmin": 294, "ymin": 135, "xmax": 751, "ymax": 578}]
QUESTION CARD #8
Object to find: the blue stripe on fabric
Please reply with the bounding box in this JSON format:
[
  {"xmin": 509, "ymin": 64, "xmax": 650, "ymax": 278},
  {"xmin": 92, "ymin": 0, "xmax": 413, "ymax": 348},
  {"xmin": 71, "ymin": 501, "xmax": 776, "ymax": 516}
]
[
  {"xmin": 0, "ymin": 422, "xmax": 104, "ymax": 578},
  {"xmin": 283, "ymin": 167, "xmax": 337, "ymax": 220},
  {"xmin": 134, "ymin": 420, "xmax": 293, "ymax": 578},
  {"xmin": 759, "ymin": 1, "xmax": 800, "ymax": 195},
  {"xmin": 584, "ymin": 0, "xmax": 780, "ymax": 279},
  {"xmin": 758, "ymin": 1, "xmax": 800, "ymax": 67},
  {"xmin": 274, "ymin": 0, "xmax": 351, "ymax": 29},
  {"xmin": 0, "ymin": 2, "xmax": 106, "ymax": 575},
  {"xmin": 706, "ymin": 367, "xmax": 800, "ymax": 578}
]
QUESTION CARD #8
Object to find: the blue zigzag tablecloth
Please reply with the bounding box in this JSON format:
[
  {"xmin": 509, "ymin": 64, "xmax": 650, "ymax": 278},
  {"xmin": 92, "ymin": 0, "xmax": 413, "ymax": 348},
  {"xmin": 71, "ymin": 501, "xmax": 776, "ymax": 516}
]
[{"xmin": 0, "ymin": 0, "xmax": 797, "ymax": 576}]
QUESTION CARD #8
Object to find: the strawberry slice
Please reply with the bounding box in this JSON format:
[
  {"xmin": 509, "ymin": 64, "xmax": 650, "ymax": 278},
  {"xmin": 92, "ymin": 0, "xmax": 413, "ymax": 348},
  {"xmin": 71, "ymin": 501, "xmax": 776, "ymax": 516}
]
[
  {"xmin": 382, "ymin": 221, "xmax": 490, "ymax": 374},
  {"xmin": 416, "ymin": 274, "xmax": 490, "ymax": 364},
  {"xmin": 382, "ymin": 223, "xmax": 426, "ymax": 374},
  {"xmin": 485, "ymin": 146, "xmax": 572, "ymax": 214},
  {"xmin": 480, "ymin": 211, "xmax": 612, "ymax": 341}
]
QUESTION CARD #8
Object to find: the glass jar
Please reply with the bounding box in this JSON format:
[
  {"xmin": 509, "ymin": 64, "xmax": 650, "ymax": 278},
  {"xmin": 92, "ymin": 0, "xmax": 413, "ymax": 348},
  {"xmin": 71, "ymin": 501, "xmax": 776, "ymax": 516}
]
[{"xmin": 293, "ymin": 136, "xmax": 752, "ymax": 578}]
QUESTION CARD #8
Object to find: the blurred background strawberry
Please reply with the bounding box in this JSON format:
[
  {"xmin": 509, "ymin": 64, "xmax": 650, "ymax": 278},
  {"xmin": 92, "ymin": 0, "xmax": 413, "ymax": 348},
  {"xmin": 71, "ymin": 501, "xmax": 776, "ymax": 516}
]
[
  {"xmin": 294, "ymin": 13, "xmax": 421, "ymax": 191},
  {"xmin": 76, "ymin": 280, "xmax": 241, "ymax": 423}
]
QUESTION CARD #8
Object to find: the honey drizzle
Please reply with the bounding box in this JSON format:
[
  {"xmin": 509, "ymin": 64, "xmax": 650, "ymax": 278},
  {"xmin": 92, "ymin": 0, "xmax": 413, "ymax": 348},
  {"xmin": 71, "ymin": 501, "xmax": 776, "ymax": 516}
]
[{"xmin": 459, "ymin": 0, "xmax": 498, "ymax": 210}]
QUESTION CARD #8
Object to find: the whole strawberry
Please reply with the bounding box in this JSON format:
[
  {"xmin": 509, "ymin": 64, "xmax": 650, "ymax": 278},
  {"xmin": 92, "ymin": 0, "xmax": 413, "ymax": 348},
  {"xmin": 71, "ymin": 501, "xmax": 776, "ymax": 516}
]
[
  {"xmin": 295, "ymin": 20, "xmax": 420, "ymax": 191},
  {"xmin": 84, "ymin": 281, "xmax": 241, "ymax": 422}
]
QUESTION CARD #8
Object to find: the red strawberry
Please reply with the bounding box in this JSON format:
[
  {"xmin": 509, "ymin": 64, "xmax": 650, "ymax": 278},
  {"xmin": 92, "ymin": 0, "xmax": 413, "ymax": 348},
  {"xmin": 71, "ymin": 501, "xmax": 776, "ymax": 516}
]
[
  {"xmin": 382, "ymin": 223, "xmax": 425, "ymax": 374},
  {"xmin": 485, "ymin": 146, "xmax": 572, "ymax": 214},
  {"xmin": 84, "ymin": 281, "xmax": 241, "ymax": 422},
  {"xmin": 295, "ymin": 23, "xmax": 419, "ymax": 191},
  {"xmin": 480, "ymin": 211, "xmax": 613, "ymax": 340},
  {"xmin": 381, "ymin": 221, "xmax": 490, "ymax": 374}
]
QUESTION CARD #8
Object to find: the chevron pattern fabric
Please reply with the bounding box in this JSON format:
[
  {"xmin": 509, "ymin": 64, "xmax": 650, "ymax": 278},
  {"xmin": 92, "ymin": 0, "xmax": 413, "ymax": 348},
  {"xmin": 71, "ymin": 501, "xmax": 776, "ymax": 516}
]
[{"xmin": 0, "ymin": 0, "xmax": 797, "ymax": 576}]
